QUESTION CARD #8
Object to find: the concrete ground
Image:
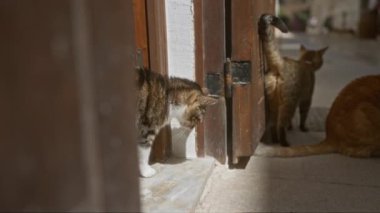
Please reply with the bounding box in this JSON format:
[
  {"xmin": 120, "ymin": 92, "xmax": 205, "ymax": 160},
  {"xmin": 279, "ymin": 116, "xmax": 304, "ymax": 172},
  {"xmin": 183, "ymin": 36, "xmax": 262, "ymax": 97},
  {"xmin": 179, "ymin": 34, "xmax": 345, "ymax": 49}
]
[
  {"xmin": 195, "ymin": 33, "xmax": 380, "ymax": 212},
  {"xmin": 140, "ymin": 158, "xmax": 215, "ymax": 213}
]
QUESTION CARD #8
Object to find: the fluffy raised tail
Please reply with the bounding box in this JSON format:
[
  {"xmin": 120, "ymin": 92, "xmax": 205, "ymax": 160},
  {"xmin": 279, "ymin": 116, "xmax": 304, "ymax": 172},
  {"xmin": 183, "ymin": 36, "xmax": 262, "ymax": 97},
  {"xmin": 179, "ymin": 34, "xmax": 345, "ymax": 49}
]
[
  {"xmin": 258, "ymin": 14, "xmax": 288, "ymax": 72},
  {"xmin": 254, "ymin": 140, "xmax": 337, "ymax": 157}
]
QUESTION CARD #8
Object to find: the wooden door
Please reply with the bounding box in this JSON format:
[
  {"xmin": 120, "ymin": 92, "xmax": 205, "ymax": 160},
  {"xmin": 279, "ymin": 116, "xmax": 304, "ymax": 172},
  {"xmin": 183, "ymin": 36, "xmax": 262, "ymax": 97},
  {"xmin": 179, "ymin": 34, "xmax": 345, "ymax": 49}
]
[
  {"xmin": 228, "ymin": 0, "xmax": 275, "ymax": 165},
  {"xmin": 133, "ymin": 0, "xmax": 171, "ymax": 162},
  {"xmin": 194, "ymin": 0, "xmax": 228, "ymax": 163},
  {"xmin": 0, "ymin": 0, "xmax": 140, "ymax": 211},
  {"xmin": 195, "ymin": 0, "xmax": 274, "ymax": 165}
]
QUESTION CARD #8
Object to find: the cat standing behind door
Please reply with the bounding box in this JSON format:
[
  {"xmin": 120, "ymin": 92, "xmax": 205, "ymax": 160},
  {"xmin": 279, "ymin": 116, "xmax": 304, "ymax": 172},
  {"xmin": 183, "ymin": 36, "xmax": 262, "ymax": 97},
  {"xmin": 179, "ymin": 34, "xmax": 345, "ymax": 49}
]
[
  {"xmin": 137, "ymin": 67, "xmax": 217, "ymax": 177},
  {"xmin": 289, "ymin": 44, "xmax": 328, "ymax": 132},
  {"xmin": 259, "ymin": 14, "xmax": 328, "ymax": 146}
]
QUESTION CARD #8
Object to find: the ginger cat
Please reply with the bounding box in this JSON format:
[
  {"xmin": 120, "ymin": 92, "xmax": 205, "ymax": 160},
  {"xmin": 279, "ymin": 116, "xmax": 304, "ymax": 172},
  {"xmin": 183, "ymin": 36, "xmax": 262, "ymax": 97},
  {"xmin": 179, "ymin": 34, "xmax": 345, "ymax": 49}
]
[
  {"xmin": 255, "ymin": 75, "xmax": 380, "ymax": 158},
  {"xmin": 259, "ymin": 14, "xmax": 328, "ymax": 146}
]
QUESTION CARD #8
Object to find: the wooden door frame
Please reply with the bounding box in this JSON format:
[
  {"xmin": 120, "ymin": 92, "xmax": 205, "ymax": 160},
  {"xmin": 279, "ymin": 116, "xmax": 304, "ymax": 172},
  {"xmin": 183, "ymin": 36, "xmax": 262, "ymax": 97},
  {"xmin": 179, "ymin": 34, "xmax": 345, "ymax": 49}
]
[
  {"xmin": 133, "ymin": 0, "xmax": 171, "ymax": 162},
  {"xmin": 194, "ymin": 0, "xmax": 274, "ymax": 165},
  {"xmin": 0, "ymin": 0, "xmax": 140, "ymax": 211},
  {"xmin": 228, "ymin": 0, "xmax": 274, "ymax": 164},
  {"xmin": 73, "ymin": 0, "xmax": 141, "ymax": 211},
  {"xmin": 194, "ymin": 0, "xmax": 228, "ymax": 163}
]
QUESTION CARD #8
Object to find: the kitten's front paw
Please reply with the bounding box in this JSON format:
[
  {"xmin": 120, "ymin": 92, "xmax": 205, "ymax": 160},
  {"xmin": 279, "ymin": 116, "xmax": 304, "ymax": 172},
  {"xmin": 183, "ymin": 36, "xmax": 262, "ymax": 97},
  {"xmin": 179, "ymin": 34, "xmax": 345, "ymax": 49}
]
[{"xmin": 140, "ymin": 166, "xmax": 157, "ymax": 178}]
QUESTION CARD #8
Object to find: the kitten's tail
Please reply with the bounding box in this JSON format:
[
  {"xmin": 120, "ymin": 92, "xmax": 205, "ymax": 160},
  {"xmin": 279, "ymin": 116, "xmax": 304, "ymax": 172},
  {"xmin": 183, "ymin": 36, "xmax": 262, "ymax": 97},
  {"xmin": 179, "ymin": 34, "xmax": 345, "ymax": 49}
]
[
  {"xmin": 258, "ymin": 14, "xmax": 288, "ymax": 72},
  {"xmin": 254, "ymin": 139, "xmax": 337, "ymax": 157}
]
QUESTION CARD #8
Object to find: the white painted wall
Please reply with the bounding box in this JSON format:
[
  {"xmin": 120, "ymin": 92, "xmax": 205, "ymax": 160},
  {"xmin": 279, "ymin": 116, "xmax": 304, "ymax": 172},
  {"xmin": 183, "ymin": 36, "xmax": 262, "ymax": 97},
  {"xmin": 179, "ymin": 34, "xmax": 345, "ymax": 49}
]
[{"xmin": 165, "ymin": 0, "xmax": 197, "ymax": 158}]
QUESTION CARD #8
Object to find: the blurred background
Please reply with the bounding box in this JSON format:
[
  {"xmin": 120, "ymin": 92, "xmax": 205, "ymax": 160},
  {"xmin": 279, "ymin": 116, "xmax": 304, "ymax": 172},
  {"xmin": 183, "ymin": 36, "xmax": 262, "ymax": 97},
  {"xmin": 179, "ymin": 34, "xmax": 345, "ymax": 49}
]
[{"xmin": 278, "ymin": 0, "xmax": 380, "ymax": 38}]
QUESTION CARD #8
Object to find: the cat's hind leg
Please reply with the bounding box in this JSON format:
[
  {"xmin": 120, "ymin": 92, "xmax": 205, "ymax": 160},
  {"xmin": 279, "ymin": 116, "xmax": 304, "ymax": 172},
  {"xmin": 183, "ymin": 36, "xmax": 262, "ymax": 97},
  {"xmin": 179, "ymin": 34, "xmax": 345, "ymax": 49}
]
[
  {"xmin": 138, "ymin": 128, "xmax": 158, "ymax": 178},
  {"xmin": 299, "ymin": 99, "xmax": 312, "ymax": 132},
  {"xmin": 277, "ymin": 105, "xmax": 295, "ymax": 147}
]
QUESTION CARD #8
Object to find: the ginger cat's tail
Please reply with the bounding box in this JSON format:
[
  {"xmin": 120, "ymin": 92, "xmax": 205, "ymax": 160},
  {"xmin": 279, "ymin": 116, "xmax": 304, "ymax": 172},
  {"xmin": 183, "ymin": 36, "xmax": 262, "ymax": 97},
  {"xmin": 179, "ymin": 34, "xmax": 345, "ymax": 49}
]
[{"xmin": 254, "ymin": 140, "xmax": 337, "ymax": 157}]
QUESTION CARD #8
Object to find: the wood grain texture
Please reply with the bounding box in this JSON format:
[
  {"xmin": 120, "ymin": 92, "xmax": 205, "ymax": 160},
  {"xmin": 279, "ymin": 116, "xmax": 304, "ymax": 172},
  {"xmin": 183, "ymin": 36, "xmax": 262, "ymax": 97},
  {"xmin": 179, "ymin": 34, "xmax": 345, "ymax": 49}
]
[
  {"xmin": 229, "ymin": 0, "xmax": 274, "ymax": 163},
  {"xmin": 146, "ymin": 0, "xmax": 171, "ymax": 162},
  {"xmin": 194, "ymin": 0, "xmax": 227, "ymax": 163},
  {"xmin": 0, "ymin": 0, "xmax": 141, "ymax": 211}
]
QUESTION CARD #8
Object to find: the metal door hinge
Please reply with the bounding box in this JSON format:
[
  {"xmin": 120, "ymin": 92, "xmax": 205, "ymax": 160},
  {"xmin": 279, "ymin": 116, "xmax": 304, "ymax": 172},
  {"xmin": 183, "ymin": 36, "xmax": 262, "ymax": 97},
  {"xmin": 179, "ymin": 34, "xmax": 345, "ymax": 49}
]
[
  {"xmin": 206, "ymin": 73, "xmax": 224, "ymax": 97},
  {"xmin": 224, "ymin": 59, "xmax": 251, "ymax": 98}
]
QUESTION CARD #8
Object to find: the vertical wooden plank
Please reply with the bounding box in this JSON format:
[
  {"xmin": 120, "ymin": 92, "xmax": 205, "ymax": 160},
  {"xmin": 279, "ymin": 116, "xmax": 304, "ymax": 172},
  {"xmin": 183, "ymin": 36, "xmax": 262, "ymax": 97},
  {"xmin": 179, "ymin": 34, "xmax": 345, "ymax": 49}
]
[
  {"xmin": 194, "ymin": 0, "xmax": 227, "ymax": 163},
  {"xmin": 88, "ymin": 0, "xmax": 140, "ymax": 211},
  {"xmin": 0, "ymin": 1, "xmax": 86, "ymax": 210},
  {"xmin": 0, "ymin": 0, "xmax": 140, "ymax": 211},
  {"xmin": 133, "ymin": 0, "xmax": 149, "ymax": 67},
  {"xmin": 229, "ymin": 0, "xmax": 274, "ymax": 162},
  {"xmin": 194, "ymin": 0, "xmax": 205, "ymax": 157},
  {"xmin": 146, "ymin": 0, "xmax": 171, "ymax": 162},
  {"xmin": 71, "ymin": 0, "xmax": 104, "ymax": 210},
  {"xmin": 230, "ymin": 0, "xmax": 254, "ymax": 162},
  {"xmin": 251, "ymin": 0, "xmax": 275, "ymax": 152}
]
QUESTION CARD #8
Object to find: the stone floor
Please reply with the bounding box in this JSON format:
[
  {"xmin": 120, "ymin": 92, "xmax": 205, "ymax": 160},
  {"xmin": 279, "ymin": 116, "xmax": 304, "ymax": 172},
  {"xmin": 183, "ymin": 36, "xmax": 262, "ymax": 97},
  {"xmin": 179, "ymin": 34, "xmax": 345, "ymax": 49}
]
[
  {"xmin": 196, "ymin": 33, "xmax": 380, "ymax": 212},
  {"xmin": 140, "ymin": 157, "xmax": 215, "ymax": 213}
]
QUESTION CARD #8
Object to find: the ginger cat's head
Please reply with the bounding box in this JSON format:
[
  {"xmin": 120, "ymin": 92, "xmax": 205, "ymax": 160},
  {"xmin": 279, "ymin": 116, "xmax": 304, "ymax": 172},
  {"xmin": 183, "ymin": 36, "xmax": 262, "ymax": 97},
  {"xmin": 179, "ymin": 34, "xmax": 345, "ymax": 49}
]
[{"xmin": 299, "ymin": 45, "xmax": 328, "ymax": 72}]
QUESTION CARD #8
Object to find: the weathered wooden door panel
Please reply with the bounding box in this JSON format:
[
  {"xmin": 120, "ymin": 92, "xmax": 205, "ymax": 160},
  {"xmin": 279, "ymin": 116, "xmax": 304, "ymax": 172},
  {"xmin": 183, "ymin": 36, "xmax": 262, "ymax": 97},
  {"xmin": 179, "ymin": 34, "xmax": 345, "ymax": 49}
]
[
  {"xmin": 228, "ymin": 0, "xmax": 274, "ymax": 164},
  {"xmin": 194, "ymin": 0, "xmax": 273, "ymax": 164},
  {"xmin": 0, "ymin": 0, "xmax": 140, "ymax": 211},
  {"xmin": 87, "ymin": 0, "xmax": 140, "ymax": 210},
  {"xmin": 133, "ymin": 0, "xmax": 171, "ymax": 162},
  {"xmin": 194, "ymin": 0, "xmax": 227, "ymax": 163}
]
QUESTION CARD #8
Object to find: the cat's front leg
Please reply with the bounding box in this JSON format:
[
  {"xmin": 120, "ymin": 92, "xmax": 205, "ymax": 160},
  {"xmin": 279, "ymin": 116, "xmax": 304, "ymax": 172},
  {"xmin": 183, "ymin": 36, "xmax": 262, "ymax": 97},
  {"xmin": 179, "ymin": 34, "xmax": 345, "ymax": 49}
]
[
  {"xmin": 278, "ymin": 126, "xmax": 290, "ymax": 147},
  {"xmin": 138, "ymin": 129, "xmax": 157, "ymax": 178},
  {"xmin": 138, "ymin": 144, "xmax": 156, "ymax": 177}
]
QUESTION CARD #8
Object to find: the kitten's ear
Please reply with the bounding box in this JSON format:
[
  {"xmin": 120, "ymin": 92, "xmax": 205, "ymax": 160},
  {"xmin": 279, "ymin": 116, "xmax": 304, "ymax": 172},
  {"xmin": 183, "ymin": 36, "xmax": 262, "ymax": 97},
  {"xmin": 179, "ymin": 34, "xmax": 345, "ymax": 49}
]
[
  {"xmin": 319, "ymin": 46, "xmax": 328, "ymax": 55},
  {"xmin": 300, "ymin": 44, "xmax": 307, "ymax": 52},
  {"xmin": 202, "ymin": 87, "xmax": 210, "ymax": 95},
  {"xmin": 199, "ymin": 95, "xmax": 218, "ymax": 106}
]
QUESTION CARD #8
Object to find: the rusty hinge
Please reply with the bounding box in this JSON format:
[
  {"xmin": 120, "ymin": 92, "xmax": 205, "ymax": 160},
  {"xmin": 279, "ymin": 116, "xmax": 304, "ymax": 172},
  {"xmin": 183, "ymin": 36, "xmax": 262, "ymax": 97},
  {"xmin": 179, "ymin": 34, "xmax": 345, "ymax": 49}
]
[
  {"xmin": 224, "ymin": 59, "xmax": 251, "ymax": 98},
  {"xmin": 206, "ymin": 73, "xmax": 224, "ymax": 97},
  {"xmin": 205, "ymin": 60, "xmax": 251, "ymax": 98}
]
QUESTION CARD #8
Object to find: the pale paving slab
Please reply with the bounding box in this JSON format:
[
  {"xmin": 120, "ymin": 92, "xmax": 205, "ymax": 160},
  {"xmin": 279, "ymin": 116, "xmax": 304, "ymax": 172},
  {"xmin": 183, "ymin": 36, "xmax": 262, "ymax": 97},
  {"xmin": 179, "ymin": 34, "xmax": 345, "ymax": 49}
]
[
  {"xmin": 196, "ymin": 132, "xmax": 380, "ymax": 213},
  {"xmin": 140, "ymin": 157, "xmax": 215, "ymax": 213},
  {"xmin": 197, "ymin": 165, "xmax": 380, "ymax": 212}
]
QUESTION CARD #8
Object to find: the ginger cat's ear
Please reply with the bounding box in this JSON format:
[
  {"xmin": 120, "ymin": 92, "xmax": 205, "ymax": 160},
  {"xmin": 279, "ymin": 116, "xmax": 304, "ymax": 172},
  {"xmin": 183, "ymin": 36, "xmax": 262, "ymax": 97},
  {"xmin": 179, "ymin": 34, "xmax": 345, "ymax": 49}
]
[
  {"xmin": 199, "ymin": 95, "xmax": 218, "ymax": 106},
  {"xmin": 300, "ymin": 44, "xmax": 307, "ymax": 52},
  {"xmin": 319, "ymin": 46, "xmax": 329, "ymax": 55}
]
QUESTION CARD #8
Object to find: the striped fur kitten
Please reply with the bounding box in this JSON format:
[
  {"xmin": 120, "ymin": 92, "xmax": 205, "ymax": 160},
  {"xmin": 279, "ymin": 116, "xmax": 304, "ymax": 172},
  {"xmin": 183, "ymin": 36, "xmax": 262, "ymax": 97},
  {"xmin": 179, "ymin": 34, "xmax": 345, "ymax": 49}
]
[
  {"xmin": 259, "ymin": 14, "xmax": 327, "ymax": 146},
  {"xmin": 136, "ymin": 67, "xmax": 217, "ymax": 177},
  {"xmin": 255, "ymin": 75, "xmax": 380, "ymax": 158}
]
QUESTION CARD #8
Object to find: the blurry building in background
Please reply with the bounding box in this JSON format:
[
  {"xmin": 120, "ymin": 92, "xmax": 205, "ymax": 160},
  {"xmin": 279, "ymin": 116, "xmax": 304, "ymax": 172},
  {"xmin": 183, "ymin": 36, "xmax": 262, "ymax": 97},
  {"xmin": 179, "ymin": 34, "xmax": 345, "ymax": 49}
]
[
  {"xmin": 279, "ymin": 0, "xmax": 379, "ymax": 38},
  {"xmin": 278, "ymin": 0, "xmax": 313, "ymax": 31},
  {"xmin": 307, "ymin": 0, "xmax": 361, "ymax": 34}
]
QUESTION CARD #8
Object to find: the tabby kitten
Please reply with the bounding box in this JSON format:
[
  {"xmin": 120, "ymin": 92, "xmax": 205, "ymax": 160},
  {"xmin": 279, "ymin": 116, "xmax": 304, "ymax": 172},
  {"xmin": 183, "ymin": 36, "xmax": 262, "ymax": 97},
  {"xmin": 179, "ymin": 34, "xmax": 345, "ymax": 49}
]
[
  {"xmin": 255, "ymin": 75, "xmax": 380, "ymax": 157},
  {"xmin": 136, "ymin": 67, "xmax": 217, "ymax": 177},
  {"xmin": 259, "ymin": 14, "xmax": 328, "ymax": 146}
]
